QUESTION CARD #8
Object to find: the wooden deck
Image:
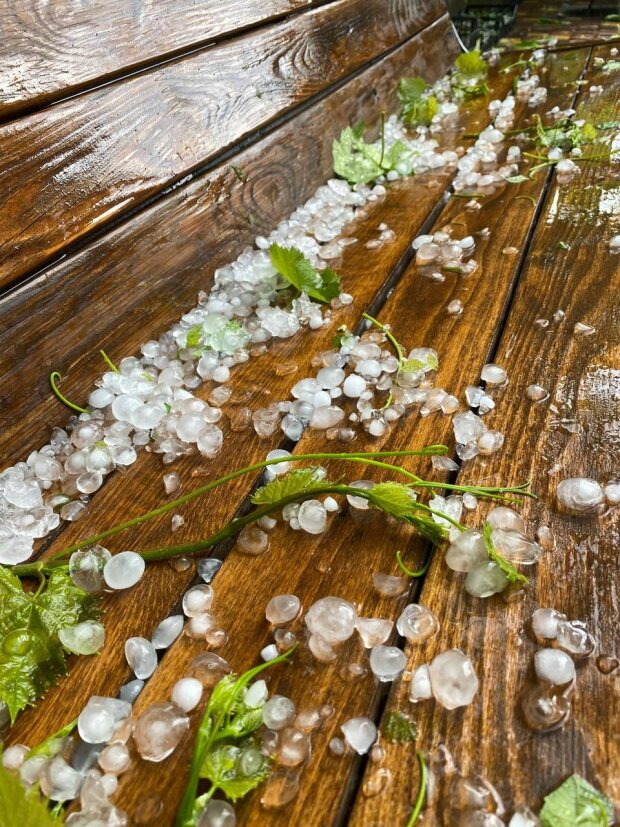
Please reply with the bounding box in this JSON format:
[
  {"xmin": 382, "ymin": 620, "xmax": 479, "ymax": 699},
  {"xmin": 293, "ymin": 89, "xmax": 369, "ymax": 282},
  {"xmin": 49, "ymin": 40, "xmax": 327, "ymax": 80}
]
[{"xmin": 0, "ymin": 0, "xmax": 619, "ymax": 824}]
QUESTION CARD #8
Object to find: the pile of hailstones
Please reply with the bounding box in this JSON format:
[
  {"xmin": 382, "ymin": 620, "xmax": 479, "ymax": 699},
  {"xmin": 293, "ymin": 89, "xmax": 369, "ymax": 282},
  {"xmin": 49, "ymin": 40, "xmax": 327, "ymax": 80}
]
[{"xmin": 0, "ymin": 118, "xmax": 462, "ymax": 569}]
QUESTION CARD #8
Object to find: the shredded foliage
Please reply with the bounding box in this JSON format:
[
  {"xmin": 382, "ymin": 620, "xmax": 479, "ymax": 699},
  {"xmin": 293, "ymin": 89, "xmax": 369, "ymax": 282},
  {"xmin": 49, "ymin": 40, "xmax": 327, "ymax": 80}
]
[
  {"xmin": 397, "ymin": 77, "xmax": 438, "ymax": 127},
  {"xmin": 0, "ymin": 566, "xmax": 99, "ymax": 723},
  {"xmin": 269, "ymin": 243, "xmax": 341, "ymax": 303},
  {"xmin": 539, "ymin": 774, "xmax": 613, "ymax": 827},
  {"xmin": 384, "ymin": 711, "xmax": 418, "ymax": 743}
]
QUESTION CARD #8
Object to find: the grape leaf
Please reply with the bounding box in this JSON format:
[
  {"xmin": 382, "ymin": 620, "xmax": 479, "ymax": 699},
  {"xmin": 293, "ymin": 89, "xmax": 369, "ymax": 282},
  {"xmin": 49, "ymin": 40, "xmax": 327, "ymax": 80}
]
[
  {"xmin": 0, "ymin": 759, "xmax": 64, "ymax": 825},
  {"xmin": 0, "ymin": 567, "xmax": 99, "ymax": 723},
  {"xmin": 332, "ymin": 125, "xmax": 384, "ymax": 185},
  {"xmin": 397, "ymin": 77, "xmax": 438, "ymax": 127},
  {"xmin": 455, "ymin": 49, "xmax": 488, "ymax": 78},
  {"xmin": 252, "ymin": 468, "xmax": 328, "ymax": 506},
  {"xmin": 269, "ymin": 244, "xmax": 341, "ymax": 303},
  {"xmin": 539, "ymin": 774, "xmax": 613, "ymax": 826}
]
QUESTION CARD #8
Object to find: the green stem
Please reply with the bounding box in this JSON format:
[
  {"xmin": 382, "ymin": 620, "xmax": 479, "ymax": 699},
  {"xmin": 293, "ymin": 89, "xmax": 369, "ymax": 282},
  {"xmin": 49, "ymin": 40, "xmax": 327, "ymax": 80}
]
[
  {"xmin": 100, "ymin": 350, "xmax": 120, "ymax": 373},
  {"xmin": 406, "ymin": 750, "xmax": 428, "ymax": 826},
  {"xmin": 47, "ymin": 448, "xmax": 446, "ymax": 561},
  {"xmin": 49, "ymin": 372, "xmax": 89, "ymax": 414},
  {"xmin": 362, "ymin": 312, "xmax": 404, "ymax": 410},
  {"xmin": 396, "ymin": 550, "xmax": 431, "ymax": 578},
  {"xmin": 379, "ymin": 111, "xmax": 386, "ymax": 167},
  {"xmin": 176, "ymin": 647, "xmax": 297, "ymax": 827}
]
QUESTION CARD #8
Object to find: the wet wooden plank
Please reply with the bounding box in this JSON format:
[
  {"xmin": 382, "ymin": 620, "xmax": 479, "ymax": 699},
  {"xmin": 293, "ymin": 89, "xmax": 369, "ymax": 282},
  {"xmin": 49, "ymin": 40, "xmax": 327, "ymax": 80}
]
[
  {"xmin": 0, "ymin": 0, "xmax": 447, "ymax": 289},
  {"xmin": 0, "ymin": 15, "xmax": 460, "ymax": 467},
  {"xmin": 4, "ymin": 39, "xmax": 515, "ymax": 761},
  {"xmin": 57, "ymin": 52, "xmax": 588, "ymax": 827},
  {"xmin": 0, "ymin": 0, "xmax": 335, "ymax": 118},
  {"xmin": 353, "ymin": 47, "xmax": 620, "ymax": 825}
]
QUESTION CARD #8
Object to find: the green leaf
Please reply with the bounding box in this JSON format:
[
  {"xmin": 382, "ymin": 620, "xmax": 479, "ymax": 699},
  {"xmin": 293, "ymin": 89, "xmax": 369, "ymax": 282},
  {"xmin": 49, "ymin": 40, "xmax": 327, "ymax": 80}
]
[
  {"xmin": 539, "ymin": 775, "xmax": 613, "ymax": 826},
  {"xmin": 269, "ymin": 244, "xmax": 341, "ymax": 304},
  {"xmin": 0, "ymin": 567, "xmax": 99, "ymax": 723},
  {"xmin": 252, "ymin": 468, "xmax": 329, "ymax": 506},
  {"xmin": 332, "ymin": 125, "xmax": 384, "ymax": 185},
  {"xmin": 200, "ymin": 742, "xmax": 271, "ymax": 803},
  {"xmin": 186, "ymin": 324, "xmax": 203, "ymax": 350},
  {"xmin": 455, "ymin": 49, "xmax": 488, "ymax": 78},
  {"xmin": 482, "ymin": 523, "xmax": 528, "ymax": 585},
  {"xmin": 0, "ymin": 761, "xmax": 64, "ymax": 825},
  {"xmin": 367, "ymin": 482, "xmax": 417, "ymax": 519},
  {"xmin": 384, "ymin": 711, "xmax": 418, "ymax": 743},
  {"xmin": 507, "ymin": 175, "xmax": 530, "ymax": 184},
  {"xmin": 397, "ymin": 78, "xmax": 438, "ymax": 128},
  {"xmin": 397, "ymin": 76, "xmax": 428, "ymax": 102}
]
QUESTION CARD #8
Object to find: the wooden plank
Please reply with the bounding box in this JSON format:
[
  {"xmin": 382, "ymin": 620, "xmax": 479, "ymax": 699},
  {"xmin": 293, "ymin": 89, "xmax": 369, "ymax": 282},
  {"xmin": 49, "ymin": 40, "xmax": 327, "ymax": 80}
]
[
  {"xmin": 0, "ymin": 15, "xmax": 460, "ymax": 467},
  {"xmin": 352, "ymin": 47, "xmax": 620, "ymax": 825},
  {"xmin": 99, "ymin": 56, "xmax": 589, "ymax": 824},
  {"xmin": 4, "ymin": 37, "xmax": 514, "ymax": 758},
  {"xmin": 0, "ymin": 1, "xmax": 336, "ymax": 118},
  {"xmin": 0, "ymin": 0, "xmax": 447, "ymax": 289}
]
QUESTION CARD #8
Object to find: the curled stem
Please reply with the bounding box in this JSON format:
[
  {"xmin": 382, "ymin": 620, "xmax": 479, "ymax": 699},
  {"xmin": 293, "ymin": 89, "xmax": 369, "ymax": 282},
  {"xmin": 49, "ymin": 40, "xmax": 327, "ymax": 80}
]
[
  {"xmin": 396, "ymin": 550, "xmax": 431, "ymax": 578},
  {"xmin": 49, "ymin": 372, "xmax": 89, "ymax": 414},
  {"xmin": 406, "ymin": 750, "xmax": 428, "ymax": 826}
]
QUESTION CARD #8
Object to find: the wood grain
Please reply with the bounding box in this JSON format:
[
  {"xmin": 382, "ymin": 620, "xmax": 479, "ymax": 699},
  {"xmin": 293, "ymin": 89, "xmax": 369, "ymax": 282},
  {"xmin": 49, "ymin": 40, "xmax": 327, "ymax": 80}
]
[
  {"xmin": 353, "ymin": 47, "xmax": 620, "ymax": 826},
  {"xmin": 0, "ymin": 15, "xmax": 461, "ymax": 466},
  {"xmin": 0, "ymin": 1, "xmax": 335, "ymax": 118},
  {"xmin": 0, "ymin": 0, "xmax": 447, "ymax": 289}
]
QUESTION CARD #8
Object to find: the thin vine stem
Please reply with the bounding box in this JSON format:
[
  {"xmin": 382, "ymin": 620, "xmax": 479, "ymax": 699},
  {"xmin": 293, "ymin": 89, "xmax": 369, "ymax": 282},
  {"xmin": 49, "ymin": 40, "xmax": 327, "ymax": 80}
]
[
  {"xmin": 396, "ymin": 550, "xmax": 431, "ymax": 578},
  {"xmin": 405, "ymin": 750, "xmax": 428, "ymax": 826},
  {"xmin": 362, "ymin": 312, "xmax": 404, "ymax": 409},
  {"xmin": 47, "ymin": 448, "xmax": 446, "ymax": 560},
  {"xmin": 49, "ymin": 372, "xmax": 90, "ymax": 414},
  {"xmin": 100, "ymin": 350, "xmax": 120, "ymax": 373}
]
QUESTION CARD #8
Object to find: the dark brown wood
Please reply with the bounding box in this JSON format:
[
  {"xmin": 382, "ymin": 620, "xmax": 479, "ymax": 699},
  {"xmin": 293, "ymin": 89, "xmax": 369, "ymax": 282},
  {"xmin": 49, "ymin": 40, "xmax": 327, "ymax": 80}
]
[
  {"xmin": 353, "ymin": 47, "xmax": 620, "ymax": 825},
  {"xmin": 0, "ymin": 15, "xmax": 460, "ymax": 466},
  {"xmin": 0, "ymin": 1, "xmax": 335, "ymax": 118},
  {"xmin": 0, "ymin": 0, "xmax": 447, "ymax": 289}
]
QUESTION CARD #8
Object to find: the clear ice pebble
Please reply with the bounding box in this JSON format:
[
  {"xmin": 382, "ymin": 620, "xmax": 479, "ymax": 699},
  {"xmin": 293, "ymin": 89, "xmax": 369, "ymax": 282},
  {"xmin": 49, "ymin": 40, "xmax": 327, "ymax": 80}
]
[
  {"xmin": 369, "ymin": 645, "xmax": 407, "ymax": 681},
  {"xmin": 59, "ymin": 621, "xmax": 105, "ymax": 655},
  {"xmin": 445, "ymin": 531, "xmax": 488, "ymax": 572},
  {"xmin": 356, "ymin": 617, "xmax": 393, "ymax": 648},
  {"xmin": 263, "ymin": 696, "xmax": 296, "ymax": 731},
  {"xmin": 266, "ymin": 594, "xmax": 301, "ymax": 625},
  {"xmin": 78, "ymin": 696, "xmax": 131, "ymax": 744},
  {"xmin": 0, "ymin": 536, "xmax": 34, "ymax": 565},
  {"xmin": 305, "ymin": 596, "xmax": 357, "ymax": 644},
  {"xmin": 534, "ymin": 649, "xmax": 576, "ymax": 685},
  {"xmin": 98, "ymin": 743, "xmax": 131, "ymax": 775},
  {"xmin": 298, "ymin": 499, "xmax": 328, "ymax": 534},
  {"xmin": 245, "ymin": 680, "xmax": 268, "ymax": 708},
  {"xmin": 487, "ymin": 507, "xmax": 525, "ymax": 534},
  {"xmin": 409, "ymin": 665, "xmax": 432, "ymax": 703},
  {"xmin": 261, "ymin": 644, "xmax": 280, "ymax": 661},
  {"xmin": 481, "ymin": 363, "xmax": 507, "ymax": 386},
  {"xmin": 556, "ymin": 620, "xmax": 594, "ymax": 657},
  {"xmin": 40, "ymin": 756, "xmax": 83, "ymax": 801},
  {"xmin": 309, "ymin": 405, "xmax": 345, "ymax": 429},
  {"xmin": 133, "ymin": 702, "xmax": 190, "ymax": 762},
  {"xmin": 125, "ymin": 637, "xmax": 158, "ymax": 680},
  {"xmin": 69, "ymin": 545, "xmax": 111, "ymax": 593},
  {"xmin": 491, "ymin": 528, "xmax": 543, "ymax": 565},
  {"xmin": 556, "ymin": 478, "xmax": 604, "ymax": 515},
  {"xmin": 429, "ymin": 649, "xmax": 479, "ymax": 709},
  {"xmin": 453, "ymin": 411, "xmax": 486, "ymax": 444},
  {"xmin": 182, "ymin": 585, "xmax": 214, "ymax": 617},
  {"xmin": 465, "ymin": 562, "xmax": 509, "ymax": 598},
  {"xmin": 396, "ymin": 604, "xmax": 439, "ymax": 643},
  {"xmin": 151, "ymin": 615, "xmax": 184, "ymax": 649},
  {"xmin": 346, "ymin": 480, "xmax": 374, "ymax": 510},
  {"xmin": 171, "ymin": 677, "xmax": 203, "ymax": 712},
  {"xmin": 531, "ymin": 608, "xmax": 566, "ymax": 642},
  {"xmin": 103, "ymin": 551, "xmax": 145, "ymax": 590},
  {"xmin": 119, "ymin": 679, "xmax": 144, "ymax": 703},
  {"xmin": 236, "ymin": 525, "xmax": 269, "ymax": 555},
  {"xmin": 508, "ymin": 807, "xmax": 540, "ymax": 827},
  {"xmin": 341, "ymin": 717, "xmax": 377, "ymax": 754},
  {"xmin": 198, "ymin": 558, "xmax": 223, "ymax": 583},
  {"xmin": 198, "ymin": 799, "xmax": 236, "ymax": 827}
]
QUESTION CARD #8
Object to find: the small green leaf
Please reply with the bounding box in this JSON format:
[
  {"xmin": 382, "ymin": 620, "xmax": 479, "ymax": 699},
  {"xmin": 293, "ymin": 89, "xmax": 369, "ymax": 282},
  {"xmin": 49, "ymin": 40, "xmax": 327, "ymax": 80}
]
[
  {"xmin": 507, "ymin": 175, "xmax": 530, "ymax": 184},
  {"xmin": 367, "ymin": 482, "xmax": 417, "ymax": 519},
  {"xmin": 231, "ymin": 165, "xmax": 247, "ymax": 182},
  {"xmin": 384, "ymin": 711, "xmax": 418, "ymax": 743},
  {"xmin": 0, "ymin": 762, "xmax": 64, "ymax": 825},
  {"xmin": 200, "ymin": 741, "xmax": 271, "ymax": 803},
  {"xmin": 269, "ymin": 243, "xmax": 341, "ymax": 303},
  {"xmin": 397, "ymin": 77, "xmax": 438, "ymax": 127},
  {"xmin": 539, "ymin": 774, "xmax": 613, "ymax": 827},
  {"xmin": 252, "ymin": 468, "xmax": 328, "ymax": 506},
  {"xmin": 455, "ymin": 49, "xmax": 488, "ymax": 78}
]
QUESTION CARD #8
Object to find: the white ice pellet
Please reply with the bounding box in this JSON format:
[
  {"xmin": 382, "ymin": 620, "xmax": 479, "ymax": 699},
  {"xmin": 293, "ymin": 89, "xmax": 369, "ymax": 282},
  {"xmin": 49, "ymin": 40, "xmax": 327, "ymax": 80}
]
[
  {"xmin": 125, "ymin": 637, "xmax": 158, "ymax": 680},
  {"xmin": 341, "ymin": 717, "xmax": 377, "ymax": 754},
  {"xmin": 151, "ymin": 615, "xmax": 184, "ymax": 649},
  {"xmin": 369, "ymin": 645, "xmax": 407, "ymax": 681},
  {"xmin": 534, "ymin": 649, "xmax": 576, "ymax": 685},
  {"xmin": 171, "ymin": 677, "xmax": 203, "ymax": 712},
  {"xmin": 429, "ymin": 649, "xmax": 479, "ymax": 709},
  {"xmin": 556, "ymin": 478, "xmax": 604, "ymax": 514},
  {"xmin": 103, "ymin": 552, "xmax": 145, "ymax": 590}
]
